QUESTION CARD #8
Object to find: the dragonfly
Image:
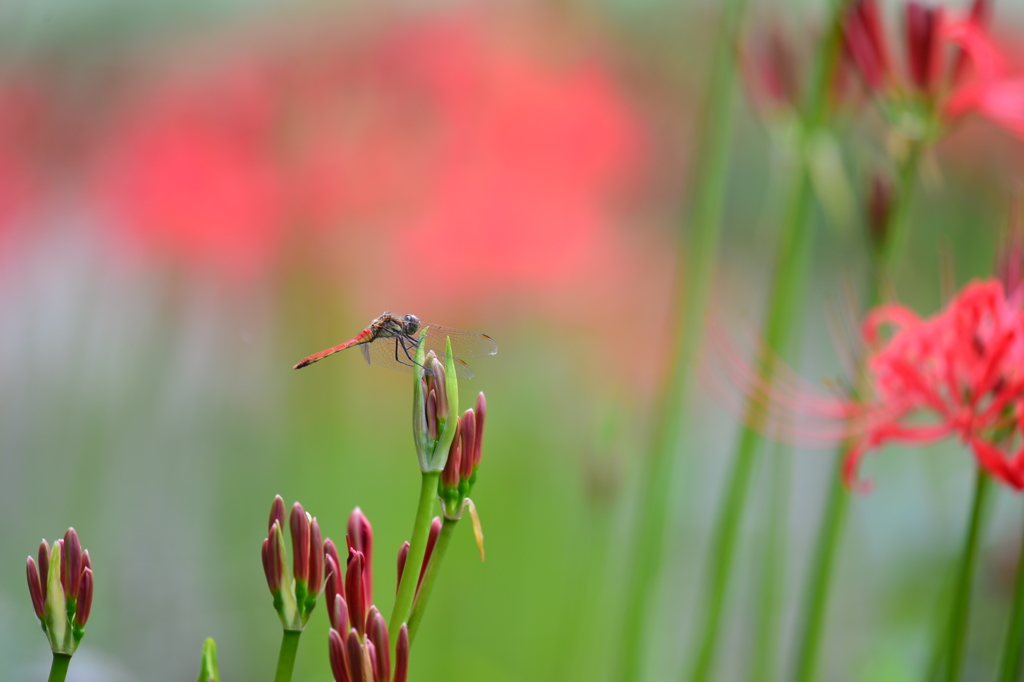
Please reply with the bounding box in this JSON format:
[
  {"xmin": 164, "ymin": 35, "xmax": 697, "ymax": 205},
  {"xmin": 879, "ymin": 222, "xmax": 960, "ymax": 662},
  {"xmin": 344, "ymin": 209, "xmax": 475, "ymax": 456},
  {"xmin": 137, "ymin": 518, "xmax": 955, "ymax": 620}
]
[{"xmin": 293, "ymin": 311, "xmax": 497, "ymax": 379}]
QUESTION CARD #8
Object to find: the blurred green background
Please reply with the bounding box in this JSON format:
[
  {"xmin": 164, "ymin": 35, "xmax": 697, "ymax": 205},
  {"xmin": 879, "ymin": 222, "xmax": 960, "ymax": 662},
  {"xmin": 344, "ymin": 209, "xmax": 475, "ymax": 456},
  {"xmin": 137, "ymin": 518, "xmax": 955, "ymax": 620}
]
[{"xmin": 3, "ymin": 0, "xmax": 1024, "ymax": 680}]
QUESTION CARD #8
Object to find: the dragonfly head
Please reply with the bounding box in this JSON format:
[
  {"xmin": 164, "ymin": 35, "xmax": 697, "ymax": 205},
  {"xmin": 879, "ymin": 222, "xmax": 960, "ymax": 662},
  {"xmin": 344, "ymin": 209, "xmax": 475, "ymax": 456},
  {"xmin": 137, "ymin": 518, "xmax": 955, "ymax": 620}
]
[{"xmin": 403, "ymin": 314, "xmax": 421, "ymax": 335}]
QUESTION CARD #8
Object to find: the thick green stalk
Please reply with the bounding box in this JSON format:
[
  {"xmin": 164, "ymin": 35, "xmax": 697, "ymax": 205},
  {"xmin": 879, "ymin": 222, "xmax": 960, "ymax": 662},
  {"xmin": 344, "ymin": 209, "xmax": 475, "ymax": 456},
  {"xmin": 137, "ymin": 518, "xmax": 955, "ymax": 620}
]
[
  {"xmin": 615, "ymin": 0, "xmax": 750, "ymax": 676},
  {"xmin": 790, "ymin": 131, "xmax": 923, "ymax": 682},
  {"xmin": 273, "ymin": 630, "xmax": 301, "ymax": 682},
  {"xmin": 407, "ymin": 517, "xmax": 456, "ymax": 643},
  {"xmin": 48, "ymin": 653, "xmax": 71, "ymax": 682},
  {"xmin": 689, "ymin": 130, "xmax": 816, "ymax": 682},
  {"xmin": 688, "ymin": 4, "xmax": 850, "ymax": 681},
  {"xmin": 944, "ymin": 470, "xmax": 992, "ymax": 682},
  {"xmin": 997, "ymin": 501, "xmax": 1024, "ymax": 682},
  {"xmin": 390, "ymin": 471, "xmax": 441, "ymax": 651}
]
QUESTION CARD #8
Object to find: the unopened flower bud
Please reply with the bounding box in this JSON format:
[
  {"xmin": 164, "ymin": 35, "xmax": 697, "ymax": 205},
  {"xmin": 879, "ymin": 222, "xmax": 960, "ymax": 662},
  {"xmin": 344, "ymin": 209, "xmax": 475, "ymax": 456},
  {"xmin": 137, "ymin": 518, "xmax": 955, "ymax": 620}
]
[
  {"xmin": 438, "ymin": 392, "xmax": 488, "ymax": 520},
  {"xmin": 27, "ymin": 555, "xmax": 45, "ymax": 620},
  {"xmin": 395, "ymin": 542, "xmax": 409, "ymax": 595},
  {"xmin": 290, "ymin": 503, "xmax": 311, "ymax": 584},
  {"xmin": 347, "ymin": 508, "xmax": 373, "ymax": 601},
  {"xmin": 329, "ymin": 628, "xmax": 350, "ymax": 682},
  {"xmin": 905, "ymin": 2, "xmax": 943, "ymax": 93},
  {"xmin": 368, "ymin": 607, "xmax": 390, "ymax": 682},
  {"xmin": 75, "ymin": 568, "xmax": 93, "ymax": 628},
  {"xmin": 27, "ymin": 529, "xmax": 93, "ymax": 655},
  {"xmin": 413, "ymin": 339, "xmax": 460, "ymax": 472},
  {"xmin": 441, "ymin": 418, "xmax": 463, "ymax": 490},
  {"xmin": 346, "ymin": 550, "xmax": 367, "ymax": 635},
  {"xmin": 420, "ymin": 518, "xmax": 442, "ymax": 590},
  {"xmin": 269, "ymin": 495, "xmax": 286, "ymax": 532},
  {"xmin": 346, "ymin": 629, "xmax": 365, "ymax": 682},
  {"xmin": 263, "ymin": 496, "xmax": 320, "ymax": 630},
  {"xmin": 394, "ymin": 625, "xmax": 409, "ymax": 682},
  {"xmin": 332, "ymin": 594, "xmax": 350, "ymax": 636},
  {"xmin": 63, "ymin": 529, "xmax": 83, "ymax": 601}
]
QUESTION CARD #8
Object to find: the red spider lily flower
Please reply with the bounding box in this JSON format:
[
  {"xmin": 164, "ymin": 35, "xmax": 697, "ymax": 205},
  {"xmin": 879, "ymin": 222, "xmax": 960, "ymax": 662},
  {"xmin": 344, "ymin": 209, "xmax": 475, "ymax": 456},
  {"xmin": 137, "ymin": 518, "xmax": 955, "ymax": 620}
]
[
  {"xmin": 944, "ymin": 15, "xmax": 1024, "ymax": 138},
  {"xmin": 707, "ymin": 278, "xmax": 1024, "ymax": 492}
]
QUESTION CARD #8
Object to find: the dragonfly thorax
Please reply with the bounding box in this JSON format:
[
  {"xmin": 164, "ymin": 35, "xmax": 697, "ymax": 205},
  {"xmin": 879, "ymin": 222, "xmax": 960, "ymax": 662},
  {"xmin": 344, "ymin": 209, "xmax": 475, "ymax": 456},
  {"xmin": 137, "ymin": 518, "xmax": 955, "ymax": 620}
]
[{"xmin": 402, "ymin": 314, "xmax": 421, "ymax": 335}]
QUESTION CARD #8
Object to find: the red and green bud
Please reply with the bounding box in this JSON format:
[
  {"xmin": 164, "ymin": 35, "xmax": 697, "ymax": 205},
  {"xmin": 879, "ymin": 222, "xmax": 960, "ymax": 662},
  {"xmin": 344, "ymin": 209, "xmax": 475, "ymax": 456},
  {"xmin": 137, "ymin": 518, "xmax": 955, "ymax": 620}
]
[
  {"xmin": 345, "ymin": 550, "xmax": 367, "ymax": 635},
  {"xmin": 328, "ymin": 628, "xmax": 350, "ymax": 682},
  {"xmin": 438, "ymin": 392, "xmax": 487, "ymax": 520},
  {"xmin": 26, "ymin": 528, "xmax": 93, "ymax": 655},
  {"xmin": 395, "ymin": 518, "xmax": 442, "ymax": 601},
  {"xmin": 328, "ymin": 618, "xmax": 408, "ymax": 682},
  {"xmin": 905, "ymin": 2, "xmax": 944, "ymax": 94},
  {"xmin": 413, "ymin": 337, "xmax": 460, "ymax": 472},
  {"xmin": 262, "ymin": 495, "xmax": 322, "ymax": 630},
  {"xmin": 325, "ymin": 553, "xmax": 347, "ymax": 631},
  {"xmin": 347, "ymin": 508, "xmax": 373, "ymax": 602},
  {"xmin": 326, "ymin": 509, "xmax": 410, "ymax": 682}
]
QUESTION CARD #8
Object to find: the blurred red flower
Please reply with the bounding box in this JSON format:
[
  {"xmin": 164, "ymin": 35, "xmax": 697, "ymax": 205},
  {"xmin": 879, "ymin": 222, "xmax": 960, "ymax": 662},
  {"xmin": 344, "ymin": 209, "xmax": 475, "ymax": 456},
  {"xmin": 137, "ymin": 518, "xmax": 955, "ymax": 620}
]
[
  {"xmin": 80, "ymin": 7, "xmax": 652, "ymax": 315},
  {"xmin": 0, "ymin": 80, "xmax": 49, "ymax": 237},
  {"xmin": 710, "ymin": 279, "xmax": 1024, "ymax": 491},
  {"xmin": 89, "ymin": 62, "xmax": 289, "ymax": 286}
]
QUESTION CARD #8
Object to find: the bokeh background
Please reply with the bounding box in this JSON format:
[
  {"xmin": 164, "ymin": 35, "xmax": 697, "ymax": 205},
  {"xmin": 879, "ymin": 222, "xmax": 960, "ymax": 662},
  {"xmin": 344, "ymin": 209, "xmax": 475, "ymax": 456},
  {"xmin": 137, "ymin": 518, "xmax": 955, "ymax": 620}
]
[{"xmin": 3, "ymin": 0, "xmax": 1024, "ymax": 680}]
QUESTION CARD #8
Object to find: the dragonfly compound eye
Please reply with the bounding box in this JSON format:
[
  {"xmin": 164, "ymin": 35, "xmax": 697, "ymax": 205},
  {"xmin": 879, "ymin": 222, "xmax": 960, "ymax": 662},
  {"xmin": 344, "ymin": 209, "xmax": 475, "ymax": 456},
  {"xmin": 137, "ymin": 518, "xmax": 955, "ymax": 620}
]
[{"xmin": 404, "ymin": 315, "xmax": 421, "ymax": 334}]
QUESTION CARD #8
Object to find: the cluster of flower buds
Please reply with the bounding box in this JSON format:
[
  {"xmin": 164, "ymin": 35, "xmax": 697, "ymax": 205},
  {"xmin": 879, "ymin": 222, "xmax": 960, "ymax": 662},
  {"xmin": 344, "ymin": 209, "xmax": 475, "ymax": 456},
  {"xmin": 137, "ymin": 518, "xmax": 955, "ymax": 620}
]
[
  {"xmin": 262, "ymin": 495, "xmax": 323, "ymax": 630},
  {"xmin": 413, "ymin": 338, "xmax": 460, "ymax": 473},
  {"xmin": 26, "ymin": 528, "xmax": 94, "ymax": 655},
  {"xmin": 439, "ymin": 392, "xmax": 487, "ymax": 520},
  {"xmin": 325, "ymin": 508, "xmax": 410, "ymax": 682}
]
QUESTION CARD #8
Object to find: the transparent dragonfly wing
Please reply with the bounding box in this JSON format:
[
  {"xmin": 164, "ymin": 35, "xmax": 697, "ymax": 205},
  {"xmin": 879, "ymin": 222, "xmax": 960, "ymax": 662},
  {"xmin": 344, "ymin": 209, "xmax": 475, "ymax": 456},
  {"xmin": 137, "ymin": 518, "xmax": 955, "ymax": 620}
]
[
  {"xmin": 416, "ymin": 324, "xmax": 498, "ymax": 359},
  {"xmin": 361, "ymin": 334, "xmax": 477, "ymax": 379}
]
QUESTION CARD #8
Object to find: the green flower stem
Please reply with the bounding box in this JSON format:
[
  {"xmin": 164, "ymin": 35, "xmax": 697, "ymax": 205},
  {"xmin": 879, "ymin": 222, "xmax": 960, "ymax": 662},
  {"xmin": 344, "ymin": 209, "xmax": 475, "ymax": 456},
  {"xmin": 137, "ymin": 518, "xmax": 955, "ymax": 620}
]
[
  {"xmin": 790, "ymin": 130, "xmax": 923, "ymax": 682},
  {"xmin": 944, "ymin": 469, "xmax": 992, "ymax": 682},
  {"xmin": 614, "ymin": 0, "xmax": 750, "ymax": 674},
  {"xmin": 752, "ymin": 446, "xmax": 790, "ymax": 682},
  {"xmin": 390, "ymin": 471, "xmax": 441, "ymax": 652},
  {"xmin": 997, "ymin": 500, "xmax": 1024, "ymax": 682},
  {"xmin": 687, "ymin": 4, "xmax": 850, "ymax": 681},
  {"xmin": 876, "ymin": 140, "xmax": 925, "ymax": 274},
  {"xmin": 407, "ymin": 517, "xmax": 457, "ymax": 644},
  {"xmin": 47, "ymin": 653, "xmax": 71, "ymax": 682},
  {"xmin": 689, "ymin": 133, "xmax": 814, "ymax": 682},
  {"xmin": 790, "ymin": 455, "xmax": 851, "ymax": 682},
  {"xmin": 273, "ymin": 630, "xmax": 301, "ymax": 682}
]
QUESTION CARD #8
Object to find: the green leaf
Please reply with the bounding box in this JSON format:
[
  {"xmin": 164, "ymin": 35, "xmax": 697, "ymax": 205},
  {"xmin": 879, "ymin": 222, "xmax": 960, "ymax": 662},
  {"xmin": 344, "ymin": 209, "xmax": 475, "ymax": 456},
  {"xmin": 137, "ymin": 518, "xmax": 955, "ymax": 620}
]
[{"xmin": 197, "ymin": 638, "xmax": 220, "ymax": 682}]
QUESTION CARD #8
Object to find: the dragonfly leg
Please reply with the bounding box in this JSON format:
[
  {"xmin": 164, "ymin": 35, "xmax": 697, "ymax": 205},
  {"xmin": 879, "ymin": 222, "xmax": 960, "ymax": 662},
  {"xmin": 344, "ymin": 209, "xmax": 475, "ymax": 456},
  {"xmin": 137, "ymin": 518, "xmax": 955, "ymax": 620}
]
[{"xmin": 394, "ymin": 335, "xmax": 434, "ymax": 374}]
